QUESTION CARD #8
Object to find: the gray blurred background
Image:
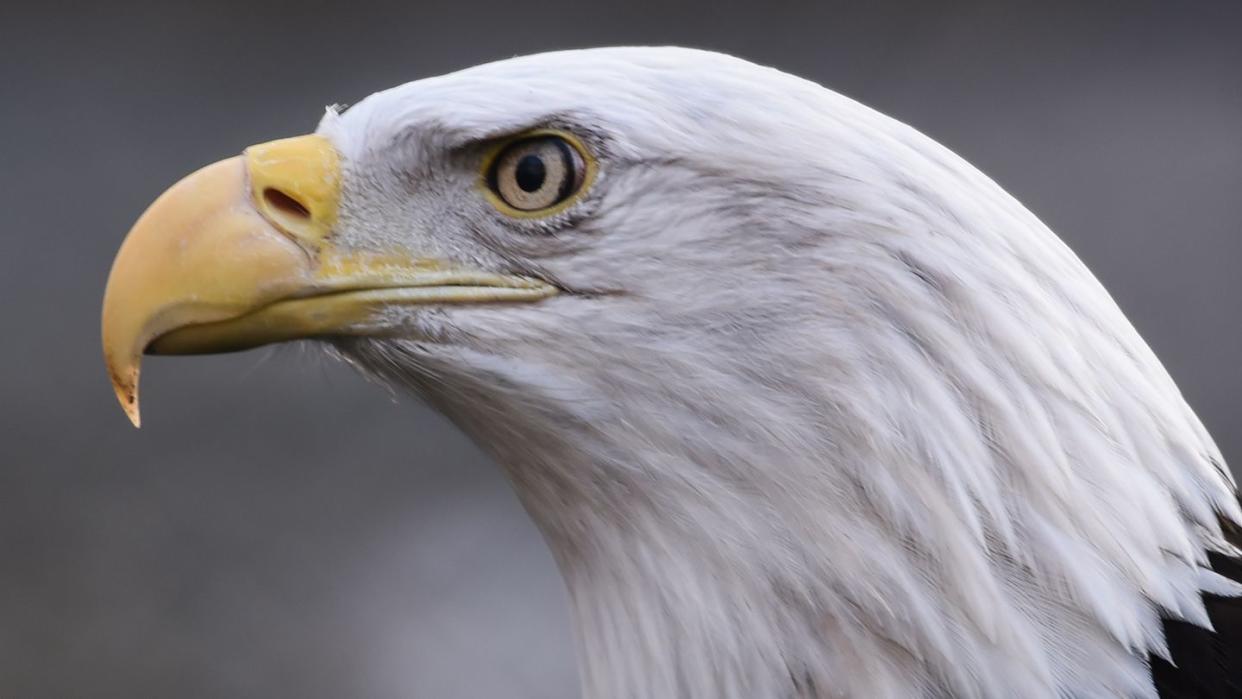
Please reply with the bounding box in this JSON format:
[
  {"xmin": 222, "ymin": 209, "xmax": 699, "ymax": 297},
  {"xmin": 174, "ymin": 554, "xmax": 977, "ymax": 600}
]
[{"xmin": 2, "ymin": 1, "xmax": 1240, "ymax": 697}]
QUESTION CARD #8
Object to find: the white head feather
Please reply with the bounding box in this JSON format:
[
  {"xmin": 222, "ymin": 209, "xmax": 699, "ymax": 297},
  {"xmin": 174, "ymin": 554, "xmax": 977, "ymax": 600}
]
[{"xmin": 315, "ymin": 47, "xmax": 1240, "ymax": 698}]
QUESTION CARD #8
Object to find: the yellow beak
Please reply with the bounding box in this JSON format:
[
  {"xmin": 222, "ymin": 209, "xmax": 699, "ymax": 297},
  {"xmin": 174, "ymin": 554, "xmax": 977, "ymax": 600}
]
[{"xmin": 101, "ymin": 134, "xmax": 555, "ymax": 427}]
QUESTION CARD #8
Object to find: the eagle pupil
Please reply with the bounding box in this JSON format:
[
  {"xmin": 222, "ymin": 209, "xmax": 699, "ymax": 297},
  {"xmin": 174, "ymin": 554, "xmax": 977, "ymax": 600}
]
[{"xmin": 515, "ymin": 154, "xmax": 546, "ymax": 192}]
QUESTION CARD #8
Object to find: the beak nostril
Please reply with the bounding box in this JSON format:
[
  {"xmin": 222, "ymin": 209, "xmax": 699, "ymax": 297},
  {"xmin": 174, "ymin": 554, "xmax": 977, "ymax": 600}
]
[{"xmin": 262, "ymin": 188, "xmax": 311, "ymax": 220}]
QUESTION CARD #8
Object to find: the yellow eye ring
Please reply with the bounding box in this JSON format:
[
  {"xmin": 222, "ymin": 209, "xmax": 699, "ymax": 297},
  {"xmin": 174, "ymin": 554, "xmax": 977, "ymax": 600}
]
[{"xmin": 480, "ymin": 129, "xmax": 598, "ymax": 219}]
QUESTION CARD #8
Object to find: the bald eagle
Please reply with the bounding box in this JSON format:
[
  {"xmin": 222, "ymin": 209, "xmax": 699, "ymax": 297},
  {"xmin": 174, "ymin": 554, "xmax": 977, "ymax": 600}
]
[{"xmin": 102, "ymin": 48, "xmax": 1241, "ymax": 698}]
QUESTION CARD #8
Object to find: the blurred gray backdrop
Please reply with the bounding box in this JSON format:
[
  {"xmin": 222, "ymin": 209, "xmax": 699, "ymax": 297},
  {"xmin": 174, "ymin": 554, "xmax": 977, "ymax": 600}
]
[{"xmin": 2, "ymin": 1, "xmax": 1240, "ymax": 697}]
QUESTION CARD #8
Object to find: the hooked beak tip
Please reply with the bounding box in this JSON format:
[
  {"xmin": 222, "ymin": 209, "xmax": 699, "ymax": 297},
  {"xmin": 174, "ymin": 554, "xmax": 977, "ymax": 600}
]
[{"xmin": 108, "ymin": 358, "xmax": 141, "ymax": 428}]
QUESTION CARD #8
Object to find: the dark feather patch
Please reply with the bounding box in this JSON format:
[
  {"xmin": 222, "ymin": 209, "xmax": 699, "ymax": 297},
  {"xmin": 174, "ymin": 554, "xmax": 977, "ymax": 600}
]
[{"xmin": 1152, "ymin": 517, "xmax": 1242, "ymax": 698}]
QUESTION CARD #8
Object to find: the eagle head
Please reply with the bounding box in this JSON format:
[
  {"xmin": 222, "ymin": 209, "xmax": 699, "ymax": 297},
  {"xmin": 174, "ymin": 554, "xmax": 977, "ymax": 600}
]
[{"xmin": 101, "ymin": 47, "xmax": 1241, "ymax": 698}]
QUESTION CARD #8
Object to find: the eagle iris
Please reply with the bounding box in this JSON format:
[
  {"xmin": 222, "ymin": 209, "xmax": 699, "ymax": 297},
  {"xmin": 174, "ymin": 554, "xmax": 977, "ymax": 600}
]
[{"xmin": 487, "ymin": 134, "xmax": 586, "ymax": 213}]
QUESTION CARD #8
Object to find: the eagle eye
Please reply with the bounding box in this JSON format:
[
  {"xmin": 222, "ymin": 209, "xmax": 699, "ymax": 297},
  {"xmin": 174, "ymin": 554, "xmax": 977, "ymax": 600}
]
[{"xmin": 483, "ymin": 131, "xmax": 593, "ymax": 217}]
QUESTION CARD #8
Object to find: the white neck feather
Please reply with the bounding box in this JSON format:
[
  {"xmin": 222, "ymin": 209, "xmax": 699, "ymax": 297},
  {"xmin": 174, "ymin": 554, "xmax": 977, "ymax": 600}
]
[{"xmin": 348, "ymin": 314, "xmax": 1239, "ymax": 698}]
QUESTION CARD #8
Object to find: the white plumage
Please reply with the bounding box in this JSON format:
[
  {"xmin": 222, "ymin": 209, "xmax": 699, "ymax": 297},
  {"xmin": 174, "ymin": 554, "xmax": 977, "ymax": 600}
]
[{"xmin": 114, "ymin": 47, "xmax": 1242, "ymax": 698}]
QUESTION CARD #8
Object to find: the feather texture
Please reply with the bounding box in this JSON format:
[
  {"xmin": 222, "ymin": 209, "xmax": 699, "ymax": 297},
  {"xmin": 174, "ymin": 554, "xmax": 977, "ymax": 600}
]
[{"xmin": 317, "ymin": 48, "xmax": 1240, "ymax": 697}]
